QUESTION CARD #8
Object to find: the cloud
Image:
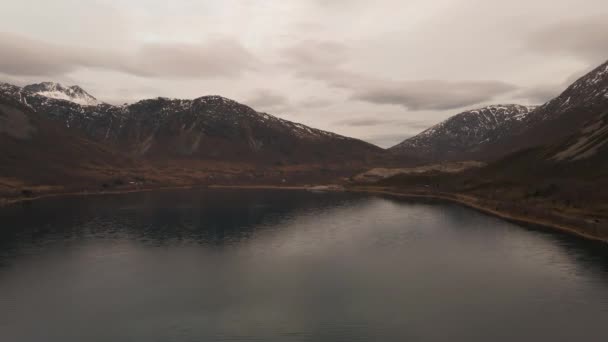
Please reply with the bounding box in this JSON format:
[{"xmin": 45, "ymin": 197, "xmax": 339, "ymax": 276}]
[
  {"xmin": 517, "ymin": 85, "xmax": 562, "ymax": 104},
  {"xmin": 0, "ymin": 33, "xmax": 82, "ymax": 76},
  {"xmin": 281, "ymin": 40, "xmax": 351, "ymax": 68},
  {"xmin": 351, "ymin": 80, "xmax": 518, "ymax": 111},
  {"xmin": 516, "ymin": 67, "xmax": 596, "ymax": 103},
  {"xmin": 298, "ymin": 97, "xmax": 334, "ymax": 108},
  {"xmin": 281, "ymin": 40, "xmax": 518, "ymax": 111},
  {"xmin": 361, "ymin": 133, "xmax": 411, "ymax": 148},
  {"xmin": 135, "ymin": 40, "xmax": 260, "ymax": 78},
  {"xmin": 245, "ymin": 89, "xmax": 289, "ymax": 109},
  {"xmin": 335, "ymin": 118, "xmax": 396, "ymax": 127},
  {"xmin": 279, "ymin": 40, "xmax": 364, "ymax": 87},
  {"xmin": 528, "ymin": 15, "xmax": 608, "ymax": 65},
  {"xmin": 0, "ymin": 32, "xmax": 259, "ymax": 79},
  {"xmin": 335, "ymin": 117, "xmax": 435, "ymax": 128}
]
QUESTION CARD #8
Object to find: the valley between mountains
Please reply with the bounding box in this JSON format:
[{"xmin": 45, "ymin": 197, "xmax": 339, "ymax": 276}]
[{"xmin": 1, "ymin": 60, "xmax": 608, "ymax": 241}]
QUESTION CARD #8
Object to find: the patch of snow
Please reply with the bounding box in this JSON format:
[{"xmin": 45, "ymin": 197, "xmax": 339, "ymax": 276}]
[
  {"xmin": 23, "ymin": 82, "xmax": 100, "ymax": 106},
  {"xmin": 36, "ymin": 90, "xmax": 99, "ymax": 106}
]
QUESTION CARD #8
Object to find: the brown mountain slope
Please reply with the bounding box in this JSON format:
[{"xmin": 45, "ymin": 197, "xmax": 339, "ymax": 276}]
[
  {"xmin": 484, "ymin": 60, "xmax": 608, "ymax": 159},
  {"xmin": 0, "ymin": 83, "xmax": 385, "ymax": 166},
  {"xmin": 0, "ymin": 93, "xmax": 382, "ymax": 202},
  {"xmin": 0, "ymin": 95, "xmax": 140, "ymax": 197}
]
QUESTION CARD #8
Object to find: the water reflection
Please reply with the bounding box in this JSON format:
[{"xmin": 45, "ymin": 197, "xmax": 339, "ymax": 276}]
[{"xmin": 0, "ymin": 189, "xmax": 607, "ymax": 342}]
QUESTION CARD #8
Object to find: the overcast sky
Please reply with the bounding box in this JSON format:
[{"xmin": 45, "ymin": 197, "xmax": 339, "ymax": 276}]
[{"xmin": 1, "ymin": 0, "xmax": 607, "ymax": 147}]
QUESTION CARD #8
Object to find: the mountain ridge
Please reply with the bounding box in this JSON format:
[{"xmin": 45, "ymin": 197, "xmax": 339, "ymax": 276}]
[
  {"xmin": 389, "ymin": 59, "xmax": 608, "ymax": 163},
  {"xmin": 0, "ymin": 82, "xmax": 383, "ymax": 164},
  {"xmin": 389, "ymin": 104, "xmax": 538, "ymax": 162}
]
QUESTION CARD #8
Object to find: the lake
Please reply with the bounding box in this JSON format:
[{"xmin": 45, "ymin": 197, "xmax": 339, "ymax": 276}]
[{"xmin": 0, "ymin": 189, "xmax": 607, "ymax": 341}]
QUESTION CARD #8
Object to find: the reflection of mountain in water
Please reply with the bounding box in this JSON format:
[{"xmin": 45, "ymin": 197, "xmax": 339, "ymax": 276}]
[{"xmin": 0, "ymin": 189, "xmax": 369, "ymax": 250}]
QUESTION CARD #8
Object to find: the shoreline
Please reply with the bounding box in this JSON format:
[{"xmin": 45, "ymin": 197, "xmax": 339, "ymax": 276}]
[
  {"xmin": 1, "ymin": 184, "xmax": 605, "ymax": 244},
  {"xmin": 0, "ymin": 184, "xmax": 318, "ymax": 207},
  {"xmin": 347, "ymin": 187, "xmax": 607, "ymax": 244},
  {"xmin": 0, "ymin": 185, "xmax": 201, "ymax": 207}
]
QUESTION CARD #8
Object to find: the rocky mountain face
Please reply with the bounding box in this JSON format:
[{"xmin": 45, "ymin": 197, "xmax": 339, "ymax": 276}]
[
  {"xmin": 456, "ymin": 60, "xmax": 608, "ymax": 209},
  {"xmin": 0, "ymin": 95, "xmax": 135, "ymax": 191},
  {"xmin": 0, "ymin": 83, "xmax": 382, "ymax": 164},
  {"xmin": 389, "ymin": 104, "xmax": 537, "ymax": 162},
  {"xmin": 498, "ymin": 60, "xmax": 608, "ymax": 153},
  {"xmin": 390, "ymin": 59, "xmax": 608, "ymax": 163},
  {"xmin": 548, "ymin": 111, "xmax": 608, "ymax": 163}
]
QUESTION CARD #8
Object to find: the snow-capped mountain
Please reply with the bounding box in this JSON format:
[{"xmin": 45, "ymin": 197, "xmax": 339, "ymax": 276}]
[
  {"xmin": 390, "ymin": 59, "xmax": 608, "ymax": 163},
  {"xmin": 474, "ymin": 59, "xmax": 608, "ymax": 160},
  {"xmin": 471, "ymin": 61, "xmax": 608, "ymax": 187},
  {"xmin": 22, "ymin": 82, "xmax": 100, "ymax": 106},
  {"xmin": 528, "ymin": 60, "xmax": 608, "ymax": 164},
  {"xmin": 533, "ymin": 61, "xmax": 608, "ymax": 122},
  {"xmin": 0, "ymin": 94, "xmax": 135, "ymax": 182},
  {"xmin": 0, "ymin": 83, "xmax": 381, "ymax": 164},
  {"xmin": 389, "ymin": 104, "xmax": 537, "ymax": 162}
]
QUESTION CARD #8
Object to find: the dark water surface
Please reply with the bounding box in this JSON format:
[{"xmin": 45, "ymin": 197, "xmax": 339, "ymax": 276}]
[{"xmin": 1, "ymin": 189, "xmax": 607, "ymax": 341}]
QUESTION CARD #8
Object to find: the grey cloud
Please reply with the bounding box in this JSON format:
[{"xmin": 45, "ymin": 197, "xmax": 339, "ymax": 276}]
[
  {"xmin": 0, "ymin": 33, "xmax": 82, "ymax": 76},
  {"xmin": 335, "ymin": 117, "xmax": 435, "ymax": 128},
  {"xmin": 517, "ymin": 85, "xmax": 562, "ymax": 104},
  {"xmin": 352, "ymin": 80, "xmax": 518, "ymax": 111},
  {"xmin": 516, "ymin": 67, "xmax": 594, "ymax": 103},
  {"xmin": 336, "ymin": 118, "xmax": 397, "ymax": 127},
  {"xmin": 245, "ymin": 89, "xmax": 289, "ymax": 109},
  {"xmin": 360, "ymin": 117, "xmax": 441, "ymax": 147},
  {"xmin": 281, "ymin": 40, "xmax": 351, "ymax": 69},
  {"xmin": 282, "ymin": 40, "xmax": 519, "ymax": 111},
  {"xmin": 280, "ymin": 40, "xmax": 362, "ymax": 88},
  {"xmin": 0, "ymin": 32, "xmax": 258, "ymax": 79},
  {"xmin": 135, "ymin": 40, "xmax": 260, "ymax": 78},
  {"xmin": 362, "ymin": 133, "xmax": 410, "ymax": 148},
  {"xmin": 298, "ymin": 97, "xmax": 334, "ymax": 108},
  {"xmin": 528, "ymin": 15, "xmax": 608, "ymax": 65}
]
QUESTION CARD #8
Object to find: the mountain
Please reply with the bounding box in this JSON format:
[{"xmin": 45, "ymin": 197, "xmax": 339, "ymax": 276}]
[
  {"xmin": 0, "ymin": 82, "xmax": 382, "ymax": 165},
  {"xmin": 387, "ymin": 59, "xmax": 608, "ymax": 181},
  {"xmin": 390, "ymin": 59, "xmax": 608, "ymax": 163},
  {"xmin": 492, "ymin": 60, "xmax": 608, "ymax": 154},
  {"xmin": 389, "ymin": 104, "xmax": 537, "ymax": 162},
  {"xmin": 0, "ymin": 94, "xmax": 136, "ymax": 196},
  {"xmin": 481, "ymin": 97, "xmax": 608, "ymax": 182},
  {"xmin": 22, "ymin": 82, "xmax": 100, "ymax": 106},
  {"xmin": 379, "ymin": 60, "xmax": 608, "ymax": 241},
  {"xmin": 456, "ymin": 105, "xmax": 608, "ymax": 221}
]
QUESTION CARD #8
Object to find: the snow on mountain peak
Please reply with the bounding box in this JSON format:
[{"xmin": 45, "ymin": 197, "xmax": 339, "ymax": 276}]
[
  {"xmin": 389, "ymin": 104, "xmax": 538, "ymax": 160},
  {"xmin": 23, "ymin": 82, "xmax": 100, "ymax": 106}
]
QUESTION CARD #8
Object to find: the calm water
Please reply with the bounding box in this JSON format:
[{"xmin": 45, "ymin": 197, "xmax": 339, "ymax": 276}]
[{"xmin": 1, "ymin": 189, "xmax": 607, "ymax": 342}]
